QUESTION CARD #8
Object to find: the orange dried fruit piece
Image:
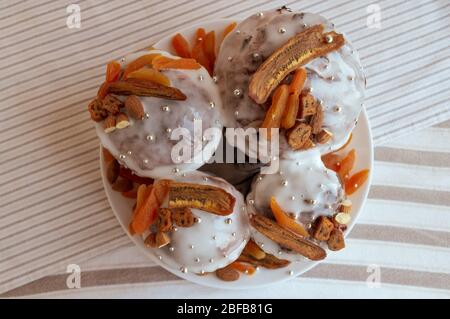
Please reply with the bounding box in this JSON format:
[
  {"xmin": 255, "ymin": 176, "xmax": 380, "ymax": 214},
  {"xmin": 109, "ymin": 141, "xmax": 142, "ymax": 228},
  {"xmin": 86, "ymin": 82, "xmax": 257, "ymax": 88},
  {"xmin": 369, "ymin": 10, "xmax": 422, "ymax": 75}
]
[
  {"xmin": 338, "ymin": 149, "xmax": 356, "ymax": 182},
  {"xmin": 122, "ymin": 54, "xmax": 161, "ymax": 79},
  {"xmin": 168, "ymin": 182, "xmax": 236, "ymax": 216},
  {"xmin": 321, "ymin": 153, "xmax": 341, "ymax": 172},
  {"xmin": 270, "ymin": 197, "xmax": 309, "ymax": 237},
  {"xmin": 230, "ymin": 261, "xmax": 256, "ymax": 275},
  {"xmin": 171, "ymin": 33, "xmax": 191, "ymax": 58},
  {"xmin": 204, "ymin": 31, "xmax": 216, "ymax": 73},
  {"xmin": 106, "ymin": 60, "xmax": 121, "ymax": 82},
  {"xmin": 136, "ymin": 184, "xmax": 149, "ymax": 210},
  {"xmin": 289, "ymin": 68, "xmax": 307, "ymax": 95},
  {"xmin": 119, "ymin": 166, "xmax": 154, "ymax": 185},
  {"xmin": 281, "ymin": 93, "xmax": 299, "ymax": 129},
  {"xmin": 261, "ymin": 84, "xmax": 290, "ymax": 140},
  {"xmin": 130, "ymin": 180, "xmax": 169, "ymax": 234},
  {"xmin": 191, "ymin": 28, "xmax": 211, "ymax": 73},
  {"xmin": 102, "ymin": 147, "xmax": 114, "ymax": 163},
  {"xmin": 222, "ymin": 22, "xmax": 237, "ymax": 39},
  {"xmin": 345, "ymin": 169, "xmax": 370, "ymax": 195},
  {"xmin": 244, "ymin": 239, "xmax": 266, "ymax": 260},
  {"xmin": 122, "ymin": 188, "xmax": 138, "ymax": 199},
  {"xmin": 97, "ymin": 81, "xmax": 110, "ymax": 99},
  {"xmin": 127, "ymin": 68, "xmax": 171, "ymax": 87},
  {"xmin": 249, "ymin": 25, "xmax": 345, "ymax": 104},
  {"xmin": 152, "ymin": 56, "xmax": 201, "ymax": 70}
]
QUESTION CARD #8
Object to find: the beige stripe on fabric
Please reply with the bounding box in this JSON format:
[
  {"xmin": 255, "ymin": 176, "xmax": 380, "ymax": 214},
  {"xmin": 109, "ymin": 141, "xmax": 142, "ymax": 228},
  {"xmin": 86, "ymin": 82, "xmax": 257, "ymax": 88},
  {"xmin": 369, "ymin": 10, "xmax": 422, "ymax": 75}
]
[
  {"xmin": 2, "ymin": 263, "xmax": 449, "ymax": 298},
  {"xmin": 1, "ymin": 0, "xmax": 450, "ymax": 295}
]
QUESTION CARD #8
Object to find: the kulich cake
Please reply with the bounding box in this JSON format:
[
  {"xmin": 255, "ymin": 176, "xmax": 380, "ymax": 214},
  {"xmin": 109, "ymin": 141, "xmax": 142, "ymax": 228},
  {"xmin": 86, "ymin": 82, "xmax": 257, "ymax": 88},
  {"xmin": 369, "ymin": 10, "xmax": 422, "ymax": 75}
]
[
  {"xmin": 92, "ymin": 49, "xmax": 223, "ymax": 179},
  {"xmin": 140, "ymin": 172, "xmax": 250, "ymax": 274},
  {"xmin": 247, "ymin": 151, "xmax": 347, "ymax": 262},
  {"xmin": 215, "ymin": 8, "xmax": 365, "ymax": 158}
]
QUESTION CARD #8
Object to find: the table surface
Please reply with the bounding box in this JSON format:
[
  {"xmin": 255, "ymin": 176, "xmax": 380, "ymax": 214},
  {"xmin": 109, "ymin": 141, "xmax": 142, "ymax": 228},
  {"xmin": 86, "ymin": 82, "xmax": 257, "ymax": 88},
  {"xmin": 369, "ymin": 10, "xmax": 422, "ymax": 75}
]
[{"xmin": 0, "ymin": 0, "xmax": 449, "ymax": 298}]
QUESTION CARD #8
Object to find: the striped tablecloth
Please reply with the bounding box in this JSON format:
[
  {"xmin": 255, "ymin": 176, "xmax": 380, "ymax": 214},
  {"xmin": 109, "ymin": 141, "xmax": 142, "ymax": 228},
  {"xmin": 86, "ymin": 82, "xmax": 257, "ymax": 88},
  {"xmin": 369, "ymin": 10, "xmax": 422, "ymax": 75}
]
[{"xmin": 0, "ymin": 0, "xmax": 449, "ymax": 297}]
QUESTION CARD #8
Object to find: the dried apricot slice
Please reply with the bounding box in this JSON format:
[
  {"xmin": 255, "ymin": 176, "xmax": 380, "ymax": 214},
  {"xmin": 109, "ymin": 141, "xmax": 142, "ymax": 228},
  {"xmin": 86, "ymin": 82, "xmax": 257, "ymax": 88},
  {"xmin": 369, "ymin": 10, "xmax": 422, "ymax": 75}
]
[
  {"xmin": 321, "ymin": 153, "xmax": 341, "ymax": 172},
  {"xmin": 338, "ymin": 149, "xmax": 356, "ymax": 182},
  {"xmin": 127, "ymin": 68, "xmax": 171, "ymax": 87},
  {"xmin": 152, "ymin": 56, "xmax": 201, "ymax": 70},
  {"xmin": 222, "ymin": 22, "xmax": 237, "ymax": 39},
  {"xmin": 270, "ymin": 197, "xmax": 309, "ymax": 237},
  {"xmin": 289, "ymin": 68, "xmax": 307, "ymax": 95},
  {"xmin": 243, "ymin": 239, "xmax": 266, "ymax": 260},
  {"xmin": 106, "ymin": 61, "xmax": 121, "ymax": 82},
  {"xmin": 171, "ymin": 33, "xmax": 191, "ymax": 58},
  {"xmin": 345, "ymin": 169, "xmax": 370, "ymax": 195},
  {"xmin": 204, "ymin": 31, "xmax": 216, "ymax": 72},
  {"xmin": 97, "ymin": 81, "xmax": 110, "ymax": 99},
  {"xmin": 261, "ymin": 84, "xmax": 289, "ymax": 140},
  {"xmin": 230, "ymin": 262, "xmax": 256, "ymax": 275},
  {"xmin": 122, "ymin": 54, "xmax": 161, "ymax": 79},
  {"xmin": 191, "ymin": 28, "xmax": 210, "ymax": 73},
  {"xmin": 281, "ymin": 93, "xmax": 299, "ymax": 129},
  {"xmin": 102, "ymin": 147, "xmax": 114, "ymax": 163}
]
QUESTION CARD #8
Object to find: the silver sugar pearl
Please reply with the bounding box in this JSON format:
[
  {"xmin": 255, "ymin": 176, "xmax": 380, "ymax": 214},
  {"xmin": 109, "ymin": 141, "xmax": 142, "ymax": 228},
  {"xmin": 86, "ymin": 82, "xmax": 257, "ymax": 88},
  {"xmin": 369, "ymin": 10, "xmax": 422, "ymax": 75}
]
[
  {"xmin": 225, "ymin": 218, "xmax": 232, "ymax": 225},
  {"xmin": 169, "ymin": 247, "xmax": 175, "ymax": 252},
  {"xmin": 195, "ymin": 257, "xmax": 200, "ymax": 263},
  {"xmin": 166, "ymin": 128, "xmax": 172, "ymax": 133},
  {"xmin": 196, "ymin": 217, "xmax": 202, "ymax": 223},
  {"xmin": 173, "ymin": 227, "xmax": 178, "ymax": 232},
  {"xmin": 256, "ymin": 266, "xmax": 260, "ymax": 271},
  {"xmin": 212, "ymin": 235, "xmax": 217, "ymax": 240},
  {"xmin": 119, "ymin": 154, "xmax": 126, "ymax": 160},
  {"xmin": 127, "ymin": 150, "xmax": 132, "ymax": 155},
  {"xmin": 158, "ymin": 255, "xmax": 162, "ymax": 260},
  {"xmin": 290, "ymin": 196, "xmax": 296, "ymax": 201},
  {"xmin": 143, "ymin": 159, "xmax": 149, "ymax": 164},
  {"xmin": 278, "ymin": 250, "xmax": 283, "ymax": 255},
  {"xmin": 173, "ymin": 167, "xmax": 180, "ymax": 173},
  {"xmin": 180, "ymin": 266, "xmax": 188, "ymax": 273},
  {"xmin": 200, "ymin": 270, "xmax": 205, "ymax": 275},
  {"xmin": 145, "ymin": 113, "xmax": 150, "ymax": 119},
  {"xmin": 282, "ymin": 180, "xmax": 289, "ymax": 186},
  {"xmin": 212, "ymin": 76, "xmax": 218, "ymax": 83},
  {"xmin": 348, "ymin": 75, "xmax": 354, "ymax": 81},
  {"xmin": 289, "ymin": 270, "xmax": 294, "ymax": 276},
  {"xmin": 198, "ymin": 75, "xmax": 204, "ymax": 81},
  {"xmin": 325, "ymin": 34, "xmax": 334, "ymax": 43},
  {"xmin": 249, "ymin": 199, "xmax": 255, "ymax": 205},
  {"xmin": 227, "ymin": 56, "xmax": 233, "ymax": 62},
  {"xmin": 146, "ymin": 134, "xmax": 155, "ymax": 141},
  {"xmin": 189, "ymin": 244, "xmax": 194, "ymax": 249},
  {"xmin": 232, "ymin": 232, "xmax": 236, "ymax": 237},
  {"xmin": 209, "ymin": 258, "xmax": 214, "ymax": 263},
  {"xmin": 209, "ymin": 101, "xmax": 215, "ymax": 109},
  {"xmin": 278, "ymin": 27, "xmax": 286, "ymax": 34},
  {"xmin": 302, "ymin": 23, "xmax": 307, "ymax": 28},
  {"xmin": 203, "ymin": 176, "xmax": 209, "ymax": 182},
  {"xmin": 162, "ymin": 105, "xmax": 170, "ymax": 112},
  {"xmin": 234, "ymin": 110, "xmax": 239, "ymax": 117},
  {"xmin": 334, "ymin": 106, "xmax": 342, "ymax": 113},
  {"xmin": 256, "ymin": 12, "xmax": 264, "ymax": 17},
  {"xmin": 233, "ymin": 88, "xmax": 242, "ymax": 96},
  {"xmin": 235, "ymin": 30, "xmax": 241, "ymax": 35}
]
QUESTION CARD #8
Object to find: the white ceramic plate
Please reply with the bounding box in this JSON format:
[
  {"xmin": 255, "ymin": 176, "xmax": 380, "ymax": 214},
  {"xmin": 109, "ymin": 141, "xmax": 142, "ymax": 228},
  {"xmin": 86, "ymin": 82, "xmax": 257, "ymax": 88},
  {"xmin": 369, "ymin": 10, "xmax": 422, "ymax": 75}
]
[{"xmin": 100, "ymin": 19, "xmax": 373, "ymax": 289}]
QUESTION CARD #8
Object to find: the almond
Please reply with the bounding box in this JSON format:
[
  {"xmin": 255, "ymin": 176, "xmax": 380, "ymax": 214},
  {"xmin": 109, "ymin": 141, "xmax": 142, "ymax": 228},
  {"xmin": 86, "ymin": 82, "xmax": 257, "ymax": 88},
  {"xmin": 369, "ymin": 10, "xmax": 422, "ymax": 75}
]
[
  {"xmin": 116, "ymin": 112, "xmax": 130, "ymax": 129},
  {"xmin": 155, "ymin": 231, "xmax": 171, "ymax": 248},
  {"xmin": 103, "ymin": 115, "xmax": 116, "ymax": 133},
  {"xmin": 216, "ymin": 266, "xmax": 240, "ymax": 282},
  {"xmin": 311, "ymin": 216, "xmax": 334, "ymax": 241},
  {"xmin": 125, "ymin": 95, "xmax": 145, "ymax": 120},
  {"xmin": 157, "ymin": 208, "xmax": 173, "ymax": 232},
  {"xmin": 316, "ymin": 128, "xmax": 333, "ymax": 144},
  {"xmin": 334, "ymin": 212, "xmax": 351, "ymax": 225},
  {"xmin": 299, "ymin": 93, "xmax": 317, "ymax": 118},
  {"xmin": 338, "ymin": 199, "xmax": 352, "ymax": 213}
]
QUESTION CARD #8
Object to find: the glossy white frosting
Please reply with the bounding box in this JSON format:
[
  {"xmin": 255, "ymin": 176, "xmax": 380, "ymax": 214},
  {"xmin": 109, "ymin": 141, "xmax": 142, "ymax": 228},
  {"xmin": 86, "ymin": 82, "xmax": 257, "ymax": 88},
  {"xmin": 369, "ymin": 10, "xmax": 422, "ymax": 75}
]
[
  {"xmin": 148, "ymin": 171, "xmax": 250, "ymax": 273},
  {"xmin": 247, "ymin": 151, "xmax": 344, "ymax": 261},
  {"xmin": 215, "ymin": 9, "xmax": 365, "ymax": 158},
  {"xmin": 96, "ymin": 50, "xmax": 223, "ymax": 179}
]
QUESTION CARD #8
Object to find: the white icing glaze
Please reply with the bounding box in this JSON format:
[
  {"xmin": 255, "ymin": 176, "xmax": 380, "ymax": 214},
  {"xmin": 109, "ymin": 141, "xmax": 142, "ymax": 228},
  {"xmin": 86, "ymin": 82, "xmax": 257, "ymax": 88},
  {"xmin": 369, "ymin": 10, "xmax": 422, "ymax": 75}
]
[
  {"xmin": 96, "ymin": 50, "xmax": 223, "ymax": 179},
  {"xmin": 247, "ymin": 151, "xmax": 344, "ymax": 261},
  {"xmin": 149, "ymin": 171, "xmax": 250, "ymax": 273},
  {"xmin": 215, "ymin": 9, "xmax": 365, "ymax": 158}
]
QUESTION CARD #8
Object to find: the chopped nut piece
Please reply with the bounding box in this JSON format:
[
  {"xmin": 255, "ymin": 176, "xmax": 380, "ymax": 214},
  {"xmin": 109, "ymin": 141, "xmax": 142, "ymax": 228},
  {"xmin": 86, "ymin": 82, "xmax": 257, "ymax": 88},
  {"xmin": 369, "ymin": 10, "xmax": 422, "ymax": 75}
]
[
  {"xmin": 108, "ymin": 78, "xmax": 186, "ymax": 100},
  {"xmin": 103, "ymin": 115, "xmax": 116, "ymax": 133},
  {"xmin": 249, "ymin": 25, "xmax": 345, "ymax": 104},
  {"xmin": 286, "ymin": 123, "xmax": 312, "ymax": 150},
  {"xmin": 144, "ymin": 233, "xmax": 157, "ymax": 248},
  {"xmin": 250, "ymin": 214, "xmax": 326, "ymax": 261},
  {"xmin": 316, "ymin": 128, "xmax": 333, "ymax": 144},
  {"xmin": 157, "ymin": 208, "xmax": 173, "ymax": 232},
  {"xmin": 155, "ymin": 231, "xmax": 171, "ymax": 248},
  {"xmin": 310, "ymin": 104, "xmax": 324, "ymax": 134},
  {"xmin": 102, "ymin": 95, "xmax": 123, "ymax": 115},
  {"xmin": 116, "ymin": 112, "xmax": 130, "ymax": 129},
  {"xmin": 88, "ymin": 98, "xmax": 107, "ymax": 122},
  {"xmin": 338, "ymin": 199, "xmax": 352, "ymax": 213},
  {"xmin": 312, "ymin": 216, "xmax": 334, "ymax": 241},
  {"xmin": 299, "ymin": 93, "xmax": 317, "ymax": 118},
  {"xmin": 334, "ymin": 212, "xmax": 351, "ymax": 225},
  {"xmin": 124, "ymin": 95, "xmax": 145, "ymax": 119},
  {"xmin": 327, "ymin": 229, "xmax": 345, "ymax": 251},
  {"xmin": 170, "ymin": 207, "xmax": 195, "ymax": 228},
  {"xmin": 168, "ymin": 182, "xmax": 236, "ymax": 216}
]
